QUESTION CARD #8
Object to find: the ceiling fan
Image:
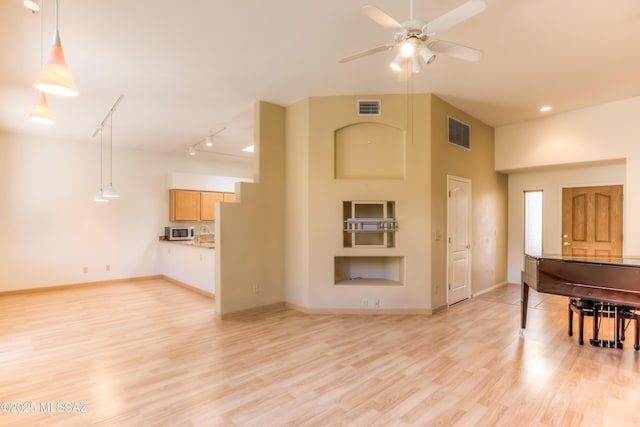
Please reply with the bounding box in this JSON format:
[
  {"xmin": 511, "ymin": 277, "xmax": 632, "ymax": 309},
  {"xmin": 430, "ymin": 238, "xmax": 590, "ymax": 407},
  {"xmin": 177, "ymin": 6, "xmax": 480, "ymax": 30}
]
[{"xmin": 339, "ymin": 0, "xmax": 486, "ymax": 73}]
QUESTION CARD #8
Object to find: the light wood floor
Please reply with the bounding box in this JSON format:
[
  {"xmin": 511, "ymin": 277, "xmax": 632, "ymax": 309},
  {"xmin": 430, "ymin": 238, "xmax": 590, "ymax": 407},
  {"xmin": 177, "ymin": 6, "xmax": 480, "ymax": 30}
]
[{"xmin": 1, "ymin": 280, "xmax": 640, "ymax": 426}]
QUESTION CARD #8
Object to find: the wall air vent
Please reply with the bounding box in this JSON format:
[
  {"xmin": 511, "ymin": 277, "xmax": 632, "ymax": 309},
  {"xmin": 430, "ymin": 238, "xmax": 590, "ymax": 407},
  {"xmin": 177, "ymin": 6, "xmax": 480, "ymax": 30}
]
[
  {"xmin": 448, "ymin": 116, "xmax": 470, "ymax": 150},
  {"xmin": 357, "ymin": 99, "xmax": 381, "ymax": 116}
]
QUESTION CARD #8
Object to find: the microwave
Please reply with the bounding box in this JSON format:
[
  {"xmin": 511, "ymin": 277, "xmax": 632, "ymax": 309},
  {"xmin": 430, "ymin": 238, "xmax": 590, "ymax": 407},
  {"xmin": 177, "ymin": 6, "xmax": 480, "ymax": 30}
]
[{"xmin": 165, "ymin": 226, "xmax": 195, "ymax": 241}]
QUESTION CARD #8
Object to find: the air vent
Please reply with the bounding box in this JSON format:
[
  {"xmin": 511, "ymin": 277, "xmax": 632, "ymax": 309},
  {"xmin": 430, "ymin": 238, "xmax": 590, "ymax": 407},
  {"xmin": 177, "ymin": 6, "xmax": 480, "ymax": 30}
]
[
  {"xmin": 448, "ymin": 116, "xmax": 470, "ymax": 149},
  {"xmin": 357, "ymin": 99, "xmax": 381, "ymax": 116}
]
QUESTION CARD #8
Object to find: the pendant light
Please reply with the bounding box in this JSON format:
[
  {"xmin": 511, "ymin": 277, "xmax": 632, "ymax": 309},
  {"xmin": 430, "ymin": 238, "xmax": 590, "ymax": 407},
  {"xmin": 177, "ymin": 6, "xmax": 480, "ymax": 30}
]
[
  {"xmin": 24, "ymin": 0, "xmax": 39, "ymax": 11},
  {"xmin": 93, "ymin": 129, "xmax": 109, "ymax": 203},
  {"xmin": 29, "ymin": 0, "xmax": 54, "ymax": 124},
  {"xmin": 35, "ymin": 0, "xmax": 78, "ymax": 97},
  {"xmin": 102, "ymin": 110, "xmax": 120, "ymax": 198}
]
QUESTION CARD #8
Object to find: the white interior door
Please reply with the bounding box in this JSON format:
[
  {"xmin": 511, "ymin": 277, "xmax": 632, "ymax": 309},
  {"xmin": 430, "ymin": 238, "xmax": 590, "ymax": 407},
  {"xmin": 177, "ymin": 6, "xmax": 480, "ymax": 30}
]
[{"xmin": 447, "ymin": 176, "xmax": 471, "ymax": 305}]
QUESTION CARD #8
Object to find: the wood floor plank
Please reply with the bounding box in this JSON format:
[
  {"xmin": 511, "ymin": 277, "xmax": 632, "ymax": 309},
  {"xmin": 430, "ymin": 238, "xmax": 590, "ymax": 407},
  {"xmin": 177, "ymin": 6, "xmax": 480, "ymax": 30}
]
[{"xmin": 2, "ymin": 281, "xmax": 640, "ymax": 426}]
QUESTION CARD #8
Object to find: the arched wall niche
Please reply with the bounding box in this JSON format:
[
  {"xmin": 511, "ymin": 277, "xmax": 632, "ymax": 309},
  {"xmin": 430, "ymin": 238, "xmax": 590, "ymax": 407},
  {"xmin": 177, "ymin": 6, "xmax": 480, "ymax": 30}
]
[{"xmin": 334, "ymin": 122, "xmax": 405, "ymax": 179}]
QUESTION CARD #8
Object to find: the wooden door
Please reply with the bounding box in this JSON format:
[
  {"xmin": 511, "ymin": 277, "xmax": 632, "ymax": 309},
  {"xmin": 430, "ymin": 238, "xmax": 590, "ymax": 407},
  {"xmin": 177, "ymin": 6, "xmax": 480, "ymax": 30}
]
[
  {"xmin": 447, "ymin": 176, "xmax": 471, "ymax": 305},
  {"xmin": 562, "ymin": 185, "xmax": 622, "ymax": 257},
  {"xmin": 200, "ymin": 192, "xmax": 223, "ymax": 221}
]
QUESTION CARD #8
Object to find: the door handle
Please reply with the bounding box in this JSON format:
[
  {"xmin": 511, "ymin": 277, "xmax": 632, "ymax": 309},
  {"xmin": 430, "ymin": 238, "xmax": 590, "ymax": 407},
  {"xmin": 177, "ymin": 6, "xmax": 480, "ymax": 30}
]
[
  {"xmin": 563, "ymin": 242, "xmax": 571, "ymax": 246},
  {"xmin": 466, "ymin": 244, "xmax": 471, "ymax": 249}
]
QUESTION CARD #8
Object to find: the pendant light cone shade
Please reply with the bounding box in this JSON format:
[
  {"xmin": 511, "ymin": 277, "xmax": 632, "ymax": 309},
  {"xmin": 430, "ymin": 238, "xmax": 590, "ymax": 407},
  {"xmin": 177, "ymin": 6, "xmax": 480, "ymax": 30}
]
[
  {"xmin": 28, "ymin": 92, "xmax": 54, "ymax": 124},
  {"xmin": 102, "ymin": 186, "xmax": 119, "ymax": 198},
  {"xmin": 35, "ymin": 30, "xmax": 79, "ymax": 97},
  {"xmin": 24, "ymin": 0, "xmax": 39, "ymax": 11},
  {"xmin": 93, "ymin": 191, "xmax": 109, "ymax": 202}
]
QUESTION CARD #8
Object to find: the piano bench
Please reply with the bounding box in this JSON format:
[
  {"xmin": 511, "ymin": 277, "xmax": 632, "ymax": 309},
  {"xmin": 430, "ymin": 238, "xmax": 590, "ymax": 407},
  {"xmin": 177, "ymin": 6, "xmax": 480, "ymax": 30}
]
[
  {"xmin": 568, "ymin": 298, "xmax": 594, "ymax": 345},
  {"xmin": 618, "ymin": 307, "xmax": 640, "ymax": 351}
]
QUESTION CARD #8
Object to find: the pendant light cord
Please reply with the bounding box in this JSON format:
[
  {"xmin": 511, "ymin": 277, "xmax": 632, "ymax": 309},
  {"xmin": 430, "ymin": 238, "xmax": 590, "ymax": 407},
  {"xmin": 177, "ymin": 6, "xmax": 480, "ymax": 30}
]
[
  {"xmin": 39, "ymin": 0, "xmax": 44, "ymax": 67},
  {"xmin": 99, "ymin": 129, "xmax": 104, "ymax": 191},
  {"xmin": 109, "ymin": 111, "xmax": 114, "ymax": 187}
]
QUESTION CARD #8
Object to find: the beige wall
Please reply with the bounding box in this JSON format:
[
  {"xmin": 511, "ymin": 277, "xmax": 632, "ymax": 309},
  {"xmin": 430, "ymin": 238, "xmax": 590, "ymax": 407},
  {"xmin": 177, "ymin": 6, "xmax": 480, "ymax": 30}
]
[
  {"xmin": 496, "ymin": 96, "xmax": 640, "ymax": 281},
  {"xmin": 216, "ymin": 101, "xmax": 285, "ymax": 316},
  {"xmin": 284, "ymin": 99, "xmax": 310, "ymax": 306},
  {"xmin": 218, "ymin": 94, "xmax": 507, "ymax": 313},
  {"xmin": 430, "ymin": 96, "xmax": 508, "ymax": 308},
  {"xmin": 0, "ymin": 132, "xmax": 251, "ymax": 292}
]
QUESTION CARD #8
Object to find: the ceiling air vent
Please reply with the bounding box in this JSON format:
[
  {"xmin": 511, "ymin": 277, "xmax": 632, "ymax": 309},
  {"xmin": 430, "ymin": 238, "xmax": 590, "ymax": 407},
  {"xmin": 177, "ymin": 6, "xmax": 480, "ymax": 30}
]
[
  {"xmin": 357, "ymin": 99, "xmax": 381, "ymax": 116},
  {"xmin": 448, "ymin": 116, "xmax": 470, "ymax": 150}
]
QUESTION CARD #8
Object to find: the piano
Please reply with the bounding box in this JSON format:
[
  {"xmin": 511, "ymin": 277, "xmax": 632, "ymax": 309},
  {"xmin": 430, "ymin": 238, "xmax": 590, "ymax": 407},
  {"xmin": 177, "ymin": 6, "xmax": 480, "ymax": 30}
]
[{"xmin": 521, "ymin": 254, "xmax": 640, "ymax": 349}]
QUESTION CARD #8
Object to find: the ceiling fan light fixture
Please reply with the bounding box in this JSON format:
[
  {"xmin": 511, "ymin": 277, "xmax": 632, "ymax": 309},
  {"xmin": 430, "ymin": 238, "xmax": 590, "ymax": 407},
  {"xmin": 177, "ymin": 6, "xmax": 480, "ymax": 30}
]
[
  {"xmin": 390, "ymin": 53, "xmax": 404, "ymax": 71},
  {"xmin": 205, "ymin": 136, "xmax": 213, "ymax": 147},
  {"xmin": 411, "ymin": 56, "xmax": 422, "ymax": 73},
  {"xmin": 189, "ymin": 146, "xmax": 196, "ymax": 156},
  {"xmin": 400, "ymin": 39, "xmax": 416, "ymax": 57},
  {"xmin": 28, "ymin": 92, "xmax": 55, "ymax": 124},
  {"xmin": 419, "ymin": 46, "xmax": 436, "ymax": 65}
]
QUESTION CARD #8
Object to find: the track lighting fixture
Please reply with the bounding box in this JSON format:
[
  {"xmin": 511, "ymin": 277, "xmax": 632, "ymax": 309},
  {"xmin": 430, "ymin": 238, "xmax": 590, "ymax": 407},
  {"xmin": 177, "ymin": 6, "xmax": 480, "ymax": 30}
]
[{"xmin": 188, "ymin": 127, "xmax": 227, "ymax": 156}]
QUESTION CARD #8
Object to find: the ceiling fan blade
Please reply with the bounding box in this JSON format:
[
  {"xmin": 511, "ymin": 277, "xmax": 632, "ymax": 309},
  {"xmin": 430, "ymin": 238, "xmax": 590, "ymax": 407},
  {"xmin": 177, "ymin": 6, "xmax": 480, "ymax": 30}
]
[
  {"xmin": 427, "ymin": 40, "xmax": 483, "ymax": 62},
  {"xmin": 338, "ymin": 44, "xmax": 395, "ymax": 63},
  {"xmin": 425, "ymin": 0, "xmax": 486, "ymax": 34},
  {"xmin": 362, "ymin": 5, "xmax": 402, "ymax": 29}
]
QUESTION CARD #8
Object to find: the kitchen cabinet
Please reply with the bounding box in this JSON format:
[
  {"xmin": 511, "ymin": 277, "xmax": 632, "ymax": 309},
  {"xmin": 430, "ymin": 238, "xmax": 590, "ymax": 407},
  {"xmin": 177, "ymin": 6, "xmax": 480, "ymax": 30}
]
[
  {"xmin": 159, "ymin": 241, "xmax": 215, "ymax": 295},
  {"xmin": 200, "ymin": 191, "xmax": 224, "ymax": 221},
  {"xmin": 170, "ymin": 190, "xmax": 201, "ymax": 221},
  {"xmin": 170, "ymin": 189, "xmax": 235, "ymax": 221}
]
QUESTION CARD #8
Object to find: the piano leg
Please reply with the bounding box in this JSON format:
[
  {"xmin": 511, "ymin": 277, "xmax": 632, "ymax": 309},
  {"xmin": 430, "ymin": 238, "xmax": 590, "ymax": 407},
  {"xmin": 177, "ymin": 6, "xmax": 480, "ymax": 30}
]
[{"xmin": 521, "ymin": 277, "xmax": 529, "ymax": 330}]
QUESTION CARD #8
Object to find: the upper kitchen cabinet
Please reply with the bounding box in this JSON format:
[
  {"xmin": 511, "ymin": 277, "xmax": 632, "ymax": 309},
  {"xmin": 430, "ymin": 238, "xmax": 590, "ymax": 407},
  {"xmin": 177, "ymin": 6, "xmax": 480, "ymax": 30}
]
[
  {"xmin": 170, "ymin": 189, "xmax": 235, "ymax": 221},
  {"xmin": 170, "ymin": 189, "xmax": 201, "ymax": 221},
  {"xmin": 200, "ymin": 191, "xmax": 224, "ymax": 221}
]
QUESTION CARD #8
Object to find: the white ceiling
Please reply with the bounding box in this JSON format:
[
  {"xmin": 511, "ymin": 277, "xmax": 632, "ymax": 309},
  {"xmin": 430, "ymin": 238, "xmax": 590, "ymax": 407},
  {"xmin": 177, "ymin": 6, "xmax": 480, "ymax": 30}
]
[{"xmin": 1, "ymin": 0, "xmax": 639, "ymax": 159}]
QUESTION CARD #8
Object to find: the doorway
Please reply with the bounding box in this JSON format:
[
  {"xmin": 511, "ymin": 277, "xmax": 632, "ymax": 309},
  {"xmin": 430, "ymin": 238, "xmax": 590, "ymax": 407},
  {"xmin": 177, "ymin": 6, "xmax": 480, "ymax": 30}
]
[
  {"xmin": 561, "ymin": 185, "xmax": 623, "ymax": 257},
  {"xmin": 447, "ymin": 175, "xmax": 471, "ymax": 305}
]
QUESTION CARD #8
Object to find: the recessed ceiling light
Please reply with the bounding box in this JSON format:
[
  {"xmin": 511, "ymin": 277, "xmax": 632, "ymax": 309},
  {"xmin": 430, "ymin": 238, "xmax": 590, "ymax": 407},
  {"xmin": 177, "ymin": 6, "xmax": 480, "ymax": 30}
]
[
  {"xmin": 242, "ymin": 145, "xmax": 254, "ymax": 153},
  {"xmin": 539, "ymin": 106, "xmax": 552, "ymax": 112}
]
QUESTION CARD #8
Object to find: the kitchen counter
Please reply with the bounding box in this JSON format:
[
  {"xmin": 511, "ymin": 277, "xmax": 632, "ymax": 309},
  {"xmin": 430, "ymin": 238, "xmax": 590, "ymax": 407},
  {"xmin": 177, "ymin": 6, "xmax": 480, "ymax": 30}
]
[{"xmin": 159, "ymin": 237, "xmax": 214, "ymax": 249}]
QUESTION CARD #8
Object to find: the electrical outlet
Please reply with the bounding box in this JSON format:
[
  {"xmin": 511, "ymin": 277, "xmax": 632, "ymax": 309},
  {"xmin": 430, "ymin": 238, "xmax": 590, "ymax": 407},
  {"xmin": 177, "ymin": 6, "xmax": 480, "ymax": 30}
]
[
  {"xmin": 252, "ymin": 284, "xmax": 258, "ymax": 294},
  {"xmin": 374, "ymin": 299, "xmax": 380, "ymax": 308},
  {"xmin": 83, "ymin": 267, "xmax": 88, "ymax": 273}
]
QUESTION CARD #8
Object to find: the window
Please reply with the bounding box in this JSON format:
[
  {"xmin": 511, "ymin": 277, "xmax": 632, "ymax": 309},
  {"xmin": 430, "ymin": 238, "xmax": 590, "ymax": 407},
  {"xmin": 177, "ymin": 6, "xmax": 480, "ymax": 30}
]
[{"xmin": 524, "ymin": 191, "xmax": 543, "ymax": 256}]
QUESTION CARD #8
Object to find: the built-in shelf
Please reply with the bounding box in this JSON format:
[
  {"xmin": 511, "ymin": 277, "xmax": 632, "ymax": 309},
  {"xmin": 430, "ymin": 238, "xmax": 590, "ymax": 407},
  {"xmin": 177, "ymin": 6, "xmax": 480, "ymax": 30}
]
[
  {"xmin": 334, "ymin": 256, "xmax": 404, "ymax": 286},
  {"xmin": 343, "ymin": 201, "xmax": 396, "ymax": 248}
]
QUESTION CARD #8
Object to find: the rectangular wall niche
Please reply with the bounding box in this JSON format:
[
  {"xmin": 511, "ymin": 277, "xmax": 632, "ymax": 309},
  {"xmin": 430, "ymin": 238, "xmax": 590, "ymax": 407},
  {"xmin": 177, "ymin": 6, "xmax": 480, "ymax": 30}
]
[
  {"xmin": 334, "ymin": 122, "xmax": 405, "ymax": 179},
  {"xmin": 343, "ymin": 201, "xmax": 396, "ymax": 248},
  {"xmin": 334, "ymin": 256, "xmax": 404, "ymax": 286}
]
